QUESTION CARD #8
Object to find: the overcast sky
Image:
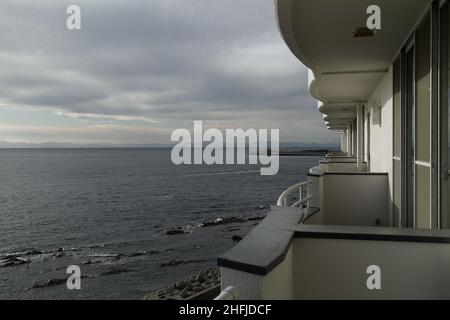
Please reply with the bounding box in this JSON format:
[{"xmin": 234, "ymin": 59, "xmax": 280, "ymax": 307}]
[{"xmin": 0, "ymin": 0, "xmax": 338, "ymax": 145}]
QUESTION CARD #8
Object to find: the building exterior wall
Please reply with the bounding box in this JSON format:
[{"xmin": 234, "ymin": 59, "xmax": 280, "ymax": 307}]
[
  {"xmin": 221, "ymin": 268, "xmax": 263, "ymax": 300},
  {"xmin": 341, "ymin": 132, "xmax": 347, "ymax": 153},
  {"xmin": 220, "ymin": 247, "xmax": 295, "ymax": 300},
  {"xmin": 262, "ymin": 247, "xmax": 294, "ymax": 299},
  {"xmin": 293, "ymin": 237, "xmax": 450, "ymax": 299},
  {"xmin": 321, "ymin": 173, "xmax": 390, "ymax": 227},
  {"xmin": 367, "ymin": 67, "xmax": 394, "ymax": 221}
]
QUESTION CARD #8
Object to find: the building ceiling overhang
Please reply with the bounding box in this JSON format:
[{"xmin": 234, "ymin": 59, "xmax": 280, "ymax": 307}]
[{"xmin": 276, "ymin": 0, "xmax": 432, "ymax": 129}]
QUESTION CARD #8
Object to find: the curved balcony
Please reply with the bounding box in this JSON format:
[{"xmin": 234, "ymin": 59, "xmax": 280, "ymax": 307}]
[
  {"xmin": 276, "ymin": 181, "xmax": 311, "ymax": 208},
  {"xmin": 275, "ymin": 0, "xmax": 431, "ymax": 119}
]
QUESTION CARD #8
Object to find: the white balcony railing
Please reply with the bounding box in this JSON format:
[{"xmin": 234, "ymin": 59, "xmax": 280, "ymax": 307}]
[
  {"xmin": 214, "ymin": 286, "xmax": 236, "ymax": 300},
  {"xmin": 277, "ymin": 181, "xmax": 311, "ymax": 208},
  {"xmin": 309, "ymin": 166, "xmax": 321, "ymax": 175}
]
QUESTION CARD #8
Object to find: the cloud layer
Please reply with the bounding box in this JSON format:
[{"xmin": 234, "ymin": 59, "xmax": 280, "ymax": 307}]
[{"xmin": 0, "ymin": 0, "xmax": 338, "ymax": 144}]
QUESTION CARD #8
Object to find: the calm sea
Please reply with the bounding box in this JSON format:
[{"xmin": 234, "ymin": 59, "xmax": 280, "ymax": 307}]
[{"xmin": 0, "ymin": 148, "xmax": 320, "ymax": 299}]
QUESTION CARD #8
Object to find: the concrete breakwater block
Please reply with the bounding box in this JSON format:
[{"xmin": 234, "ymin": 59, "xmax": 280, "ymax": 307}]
[{"xmin": 144, "ymin": 267, "xmax": 221, "ymax": 300}]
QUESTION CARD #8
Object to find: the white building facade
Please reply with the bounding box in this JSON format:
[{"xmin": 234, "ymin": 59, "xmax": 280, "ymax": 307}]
[{"xmin": 216, "ymin": 0, "xmax": 450, "ymax": 300}]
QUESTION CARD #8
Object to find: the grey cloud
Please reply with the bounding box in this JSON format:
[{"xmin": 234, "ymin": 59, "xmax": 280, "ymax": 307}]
[{"xmin": 0, "ymin": 0, "xmax": 338, "ymax": 144}]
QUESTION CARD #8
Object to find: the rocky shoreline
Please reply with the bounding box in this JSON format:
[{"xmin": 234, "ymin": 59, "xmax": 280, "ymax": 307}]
[
  {"xmin": 146, "ymin": 213, "xmax": 268, "ymax": 300},
  {"xmin": 0, "ymin": 212, "xmax": 266, "ymax": 298},
  {"xmin": 165, "ymin": 213, "xmax": 266, "ymax": 236},
  {"xmin": 144, "ymin": 267, "xmax": 221, "ymax": 300}
]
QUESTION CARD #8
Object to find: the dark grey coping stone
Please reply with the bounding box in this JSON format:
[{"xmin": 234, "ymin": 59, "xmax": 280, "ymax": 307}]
[
  {"xmin": 307, "ymin": 173, "xmax": 322, "ymax": 177},
  {"xmin": 308, "ymin": 172, "xmax": 388, "ymax": 177},
  {"xmin": 217, "ymin": 206, "xmax": 301, "ymax": 276},
  {"xmin": 324, "ymin": 156, "xmax": 356, "ymax": 159},
  {"xmin": 292, "ymin": 224, "xmax": 450, "ymax": 244},
  {"xmin": 319, "ymin": 160, "xmax": 357, "ymax": 164},
  {"xmin": 323, "ymin": 172, "xmax": 388, "ymax": 176},
  {"xmin": 218, "ymin": 207, "xmax": 450, "ymax": 276}
]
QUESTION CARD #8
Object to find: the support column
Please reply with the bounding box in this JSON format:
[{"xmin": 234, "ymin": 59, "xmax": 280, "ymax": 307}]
[
  {"xmin": 340, "ymin": 131, "xmax": 347, "ymax": 153},
  {"xmin": 357, "ymin": 104, "xmax": 364, "ymax": 171},
  {"xmin": 352, "ymin": 120, "xmax": 357, "ymax": 156},
  {"xmin": 346, "ymin": 123, "xmax": 352, "ymax": 156}
]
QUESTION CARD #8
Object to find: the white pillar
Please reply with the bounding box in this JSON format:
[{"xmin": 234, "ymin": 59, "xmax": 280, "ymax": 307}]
[
  {"xmin": 352, "ymin": 121, "xmax": 357, "ymax": 156},
  {"xmin": 346, "ymin": 123, "xmax": 352, "ymax": 156},
  {"xmin": 357, "ymin": 104, "xmax": 364, "ymax": 171},
  {"xmin": 340, "ymin": 132, "xmax": 347, "ymax": 153}
]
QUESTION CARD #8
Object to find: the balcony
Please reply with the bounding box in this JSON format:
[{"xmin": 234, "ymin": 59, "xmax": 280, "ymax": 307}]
[
  {"xmin": 306, "ymin": 170, "xmax": 389, "ymax": 227},
  {"xmin": 218, "ymin": 211, "xmax": 450, "ymax": 299},
  {"xmin": 216, "ymin": 157, "xmax": 450, "ymax": 299}
]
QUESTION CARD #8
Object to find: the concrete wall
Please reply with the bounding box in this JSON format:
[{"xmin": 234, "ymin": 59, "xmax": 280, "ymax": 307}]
[
  {"xmin": 293, "ymin": 237, "xmax": 450, "ymax": 299},
  {"xmin": 324, "ymin": 156, "xmax": 357, "ymax": 162},
  {"xmin": 306, "ymin": 174, "xmax": 324, "ymax": 224},
  {"xmin": 319, "ymin": 161, "xmax": 358, "ymax": 173},
  {"xmin": 367, "ymin": 68, "xmax": 394, "ymax": 221},
  {"xmin": 220, "ymin": 247, "xmax": 295, "ymax": 300},
  {"xmin": 321, "ymin": 173, "xmax": 390, "ymax": 227},
  {"xmin": 221, "ymin": 268, "xmax": 263, "ymax": 300},
  {"xmin": 307, "ymin": 175, "xmax": 321, "ymax": 208},
  {"xmin": 262, "ymin": 247, "xmax": 294, "ymax": 299},
  {"xmin": 222, "ymin": 235, "xmax": 450, "ymax": 300},
  {"xmin": 306, "ymin": 172, "xmax": 389, "ymax": 227},
  {"xmin": 341, "ymin": 133, "xmax": 347, "ymax": 153}
]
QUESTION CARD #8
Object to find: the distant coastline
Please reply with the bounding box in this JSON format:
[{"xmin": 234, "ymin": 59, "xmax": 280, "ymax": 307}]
[
  {"xmin": 0, "ymin": 143, "xmax": 337, "ymax": 157},
  {"xmin": 278, "ymin": 149, "xmax": 331, "ymax": 156},
  {"xmin": 257, "ymin": 148, "xmax": 333, "ymax": 157},
  {"xmin": 0, "ymin": 141, "xmax": 339, "ymax": 150}
]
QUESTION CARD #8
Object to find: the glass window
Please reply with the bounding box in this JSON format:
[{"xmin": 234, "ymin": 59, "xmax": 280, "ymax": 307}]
[
  {"xmin": 416, "ymin": 14, "xmax": 431, "ymax": 164},
  {"xmin": 442, "ymin": 2, "xmax": 450, "ymax": 228},
  {"xmin": 415, "ymin": 14, "xmax": 432, "ymax": 228},
  {"xmin": 393, "ymin": 58, "xmax": 402, "ymax": 158},
  {"xmin": 393, "ymin": 57, "xmax": 402, "ymax": 226}
]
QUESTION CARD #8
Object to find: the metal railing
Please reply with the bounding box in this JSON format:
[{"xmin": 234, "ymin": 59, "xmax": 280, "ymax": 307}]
[
  {"xmin": 309, "ymin": 166, "xmax": 321, "ymax": 175},
  {"xmin": 277, "ymin": 181, "xmax": 312, "ymax": 208},
  {"xmin": 214, "ymin": 286, "xmax": 236, "ymax": 300}
]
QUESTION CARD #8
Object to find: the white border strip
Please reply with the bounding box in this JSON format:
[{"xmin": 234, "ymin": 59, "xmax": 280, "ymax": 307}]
[{"xmin": 415, "ymin": 160, "xmax": 432, "ymax": 167}]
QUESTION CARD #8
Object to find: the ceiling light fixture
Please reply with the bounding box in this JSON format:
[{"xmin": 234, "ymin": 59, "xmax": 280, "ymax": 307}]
[{"xmin": 353, "ymin": 27, "xmax": 376, "ymax": 38}]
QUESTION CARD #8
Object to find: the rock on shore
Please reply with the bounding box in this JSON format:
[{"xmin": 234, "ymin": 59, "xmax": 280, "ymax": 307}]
[{"xmin": 144, "ymin": 267, "xmax": 221, "ymax": 300}]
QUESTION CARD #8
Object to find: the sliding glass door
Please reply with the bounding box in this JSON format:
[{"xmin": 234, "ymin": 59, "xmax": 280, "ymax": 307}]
[
  {"xmin": 441, "ymin": 2, "xmax": 450, "ymax": 228},
  {"xmin": 415, "ymin": 13, "xmax": 432, "ymax": 229},
  {"xmin": 394, "ymin": 11, "xmax": 433, "ymax": 228},
  {"xmin": 405, "ymin": 44, "xmax": 416, "ymax": 228},
  {"xmin": 394, "ymin": 1, "xmax": 450, "ymax": 229}
]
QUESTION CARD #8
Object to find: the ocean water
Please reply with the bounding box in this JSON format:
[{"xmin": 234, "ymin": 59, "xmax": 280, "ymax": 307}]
[{"xmin": 0, "ymin": 148, "xmax": 320, "ymax": 299}]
